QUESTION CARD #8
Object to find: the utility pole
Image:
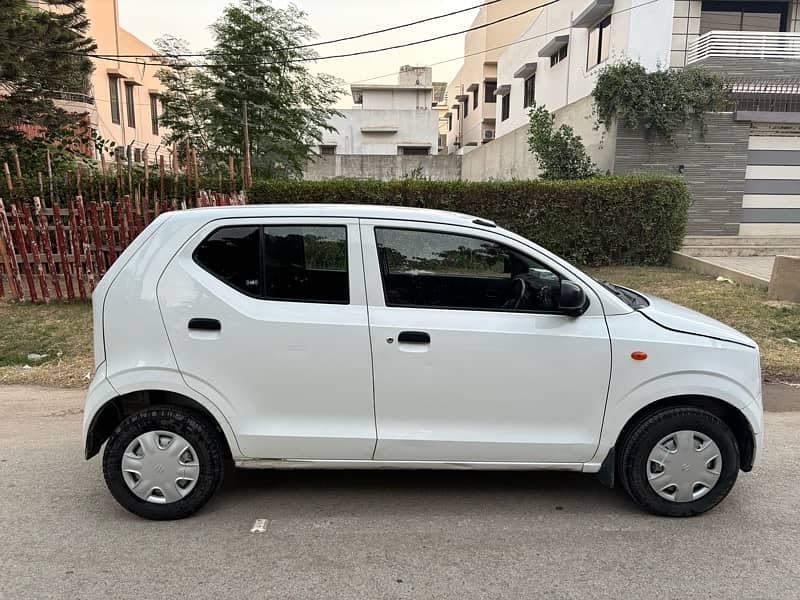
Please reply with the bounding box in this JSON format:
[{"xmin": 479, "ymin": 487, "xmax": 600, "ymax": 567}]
[{"xmin": 242, "ymin": 99, "xmax": 252, "ymax": 189}]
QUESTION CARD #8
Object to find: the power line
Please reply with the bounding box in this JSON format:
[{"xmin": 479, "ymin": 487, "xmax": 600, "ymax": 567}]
[
  {"xmin": 351, "ymin": 0, "xmax": 663, "ymax": 86},
  {"xmin": 28, "ymin": 0, "xmax": 559, "ymax": 69},
  {"xmin": 87, "ymin": 0, "xmax": 511, "ymax": 58}
]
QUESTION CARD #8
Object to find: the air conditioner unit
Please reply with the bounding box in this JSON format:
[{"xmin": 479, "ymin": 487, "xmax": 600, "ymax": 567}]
[{"xmin": 484, "ymin": 130, "xmax": 495, "ymax": 140}]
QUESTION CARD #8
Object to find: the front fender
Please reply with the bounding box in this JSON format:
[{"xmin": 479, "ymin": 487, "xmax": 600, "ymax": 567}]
[{"xmin": 586, "ymin": 371, "xmax": 762, "ymax": 470}]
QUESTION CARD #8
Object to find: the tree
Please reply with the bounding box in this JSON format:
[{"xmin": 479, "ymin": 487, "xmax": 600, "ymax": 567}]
[
  {"xmin": 0, "ymin": 0, "xmax": 95, "ymax": 152},
  {"xmin": 156, "ymin": 0, "xmax": 343, "ymax": 178},
  {"xmin": 527, "ymin": 104, "xmax": 597, "ymax": 180},
  {"xmin": 155, "ymin": 35, "xmax": 215, "ymax": 155}
]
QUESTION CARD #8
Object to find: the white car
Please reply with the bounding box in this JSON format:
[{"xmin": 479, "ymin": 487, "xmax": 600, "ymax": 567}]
[{"xmin": 84, "ymin": 205, "xmax": 763, "ymax": 520}]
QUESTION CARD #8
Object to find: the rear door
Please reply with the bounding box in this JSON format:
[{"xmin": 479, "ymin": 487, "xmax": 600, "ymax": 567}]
[
  {"xmin": 361, "ymin": 220, "xmax": 612, "ymax": 464},
  {"xmin": 158, "ymin": 217, "xmax": 376, "ymax": 459}
]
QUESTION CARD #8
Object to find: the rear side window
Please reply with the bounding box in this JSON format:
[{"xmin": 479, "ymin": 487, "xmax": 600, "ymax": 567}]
[
  {"xmin": 193, "ymin": 226, "xmax": 261, "ymax": 295},
  {"xmin": 263, "ymin": 226, "xmax": 349, "ymax": 304},
  {"xmin": 193, "ymin": 224, "xmax": 349, "ymax": 304}
]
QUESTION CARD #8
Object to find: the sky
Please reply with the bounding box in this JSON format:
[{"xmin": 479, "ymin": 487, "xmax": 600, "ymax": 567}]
[{"xmin": 117, "ymin": 0, "xmax": 478, "ymax": 106}]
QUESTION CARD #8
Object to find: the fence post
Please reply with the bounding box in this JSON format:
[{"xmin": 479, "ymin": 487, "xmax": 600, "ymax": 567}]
[
  {"xmin": 10, "ymin": 205, "xmax": 37, "ymax": 302},
  {"xmin": 0, "ymin": 199, "xmax": 23, "ymax": 301},
  {"xmin": 37, "ymin": 203, "xmax": 62, "ymax": 300},
  {"xmin": 102, "ymin": 202, "xmax": 117, "ymax": 265},
  {"xmin": 23, "ymin": 204, "xmax": 49, "ymax": 302},
  {"xmin": 68, "ymin": 200, "xmax": 86, "ymax": 300},
  {"xmin": 52, "ymin": 204, "xmax": 75, "ymax": 300},
  {"xmin": 89, "ymin": 201, "xmax": 107, "ymax": 277}
]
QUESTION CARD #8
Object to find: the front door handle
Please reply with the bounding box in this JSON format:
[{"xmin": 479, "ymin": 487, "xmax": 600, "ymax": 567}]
[
  {"xmin": 397, "ymin": 331, "xmax": 430, "ymax": 344},
  {"xmin": 188, "ymin": 318, "xmax": 221, "ymax": 332}
]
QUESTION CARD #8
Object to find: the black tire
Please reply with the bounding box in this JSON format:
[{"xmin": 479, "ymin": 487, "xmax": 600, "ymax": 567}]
[
  {"xmin": 102, "ymin": 406, "xmax": 225, "ymax": 520},
  {"xmin": 619, "ymin": 406, "xmax": 740, "ymax": 517}
]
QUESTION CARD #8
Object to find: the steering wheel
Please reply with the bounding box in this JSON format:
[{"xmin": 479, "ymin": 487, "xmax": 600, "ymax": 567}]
[{"xmin": 509, "ymin": 276, "xmax": 527, "ymax": 309}]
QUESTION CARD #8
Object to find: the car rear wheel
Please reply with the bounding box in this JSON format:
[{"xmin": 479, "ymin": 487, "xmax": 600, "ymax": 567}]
[
  {"xmin": 103, "ymin": 406, "xmax": 225, "ymax": 520},
  {"xmin": 619, "ymin": 406, "xmax": 740, "ymax": 517}
]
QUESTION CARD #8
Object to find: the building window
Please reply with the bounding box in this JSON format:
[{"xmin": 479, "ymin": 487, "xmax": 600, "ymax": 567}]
[
  {"xmin": 501, "ymin": 93, "xmax": 510, "ymax": 121},
  {"xmin": 124, "ymin": 82, "xmax": 136, "ymax": 128},
  {"xmin": 524, "ymin": 76, "xmax": 536, "ymax": 108},
  {"xmin": 485, "ymin": 81, "xmax": 497, "ymax": 104},
  {"xmin": 109, "ymin": 76, "xmax": 121, "ymax": 125},
  {"xmin": 463, "ymin": 99, "xmax": 469, "ymax": 118},
  {"xmin": 550, "ymin": 44, "xmax": 568, "ymax": 67},
  {"xmin": 473, "ymin": 88, "xmax": 479, "ymax": 109},
  {"xmin": 587, "ymin": 15, "xmax": 611, "ymax": 69},
  {"xmin": 149, "ymin": 94, "xmax": 159, "ymax": 135},
  {"xmin": 448, "ymin": 113, "xmax": 452, "ymax": 131},
  {"xmin": 318, "ymin": 145, "xmax": 336, "ymax": 156},
  {"xmin": 398, "ymin": 146, "xmax": 430, "ymax": 156},
  {"xmin": 700, "ymin": 3, "xmax": 787, "ymax": 34}
]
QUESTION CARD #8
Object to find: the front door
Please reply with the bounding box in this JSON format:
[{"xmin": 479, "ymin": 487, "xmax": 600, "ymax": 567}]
[
  {"xmin": 158, "ymin": 217, "xmax": 376, "ymax": 459},
  {"xmin": 361, "ymin": 220, "xmax": 612, "ymax": 464}
]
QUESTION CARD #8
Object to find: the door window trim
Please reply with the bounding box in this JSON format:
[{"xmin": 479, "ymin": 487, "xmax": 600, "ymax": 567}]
[
  {"xmin": 373, "ymin": 226, "xmax": 577, "ymax": 316},
  {"xmin": 192, "ymin": 223, "xmax": 351, "ymax": 305}
]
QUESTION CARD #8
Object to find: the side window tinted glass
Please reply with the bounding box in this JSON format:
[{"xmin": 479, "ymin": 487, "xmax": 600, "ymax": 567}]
[
  {"xmin": 375, "ymin": 228, "xmax": 561, "ymax": 312},
  {"xmin": 264, "ymin": 226, "xmax": 349, "ymax": 304},
  {"xmin": 194, "ymin": 226, "xmax": 261, "ymax": 295}
]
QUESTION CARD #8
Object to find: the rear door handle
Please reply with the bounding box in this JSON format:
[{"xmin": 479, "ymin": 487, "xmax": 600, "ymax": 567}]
[
  {"xmin": 188, "ymin": 318, "xmax": 221, "ymax": 332},
  {"xmin": 397, "ymin": 331, "xmax": 430, "ymax": 344}
]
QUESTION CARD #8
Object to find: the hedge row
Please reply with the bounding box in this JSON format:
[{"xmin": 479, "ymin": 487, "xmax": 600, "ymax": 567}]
[{"xmin": 249, "ymin": 176, "xmax": 691, "ymax": 266}]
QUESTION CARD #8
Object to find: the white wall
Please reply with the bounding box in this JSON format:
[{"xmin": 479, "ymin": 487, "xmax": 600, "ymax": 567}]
[{"xmin": 321, "ymin": 109, "xmax": 440, "ymax": 155}]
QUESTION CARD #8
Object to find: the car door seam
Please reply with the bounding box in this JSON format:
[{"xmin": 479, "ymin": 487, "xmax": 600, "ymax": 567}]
[{"xmin": 358, "ymin": 219, "xmax": 380, "ymax": 460}]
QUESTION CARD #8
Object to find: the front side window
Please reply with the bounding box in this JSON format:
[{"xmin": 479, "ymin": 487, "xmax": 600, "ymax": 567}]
[
  {"xmin": 263, "ymin": 226, "xmax": 348, "ymax": 304},
  {"xmin": 375, "ymin": 228, "xmax": 562, "ymax": 312},
  {"xmin": 587, "ymin": 15, "xmax": 611, "ymax": 69},
  {"xmin": 194, "ymin": 226, "xmax": 261, "ymax": 295},
  {"xmin": 501, "ymin": 93, "xmax": 510, "ymax": 121}
]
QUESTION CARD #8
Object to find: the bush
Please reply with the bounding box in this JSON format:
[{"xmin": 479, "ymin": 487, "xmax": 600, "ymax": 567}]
[{"xmin": 250, "ymin": 176, "xmax": 691, "ymax": 265}]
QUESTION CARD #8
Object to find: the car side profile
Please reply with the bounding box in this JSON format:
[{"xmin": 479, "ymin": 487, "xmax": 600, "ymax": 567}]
[{"xmin": 84, "ymin": 205, "xmax": 763, "ymax": 520}]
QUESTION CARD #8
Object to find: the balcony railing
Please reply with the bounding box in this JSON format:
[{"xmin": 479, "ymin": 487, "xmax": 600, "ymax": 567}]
[
  {"xmin": 50, "ymin": 90, "xmax": 95, "ymax": 105},
  {"xmin": 687, "ymin": 31, "xmax": 800, "ymax": 64}
]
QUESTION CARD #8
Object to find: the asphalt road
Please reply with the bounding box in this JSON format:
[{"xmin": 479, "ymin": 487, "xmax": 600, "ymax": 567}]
[{"xmin": 1, "ymin": 384, "xmax": 799, "ymax": 600}]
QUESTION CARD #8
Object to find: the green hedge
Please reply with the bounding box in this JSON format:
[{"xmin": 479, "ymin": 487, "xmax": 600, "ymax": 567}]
[{"xmin": 249, "ymin": 176, "xmax": 691, "ymax": 265}]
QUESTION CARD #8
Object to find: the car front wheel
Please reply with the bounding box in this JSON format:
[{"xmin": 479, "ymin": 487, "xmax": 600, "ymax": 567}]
[
  {"xmin": 619, "ymin": 406, "xmax": 740, "ymax": 517},
  {"xmin": 102, "ymin": 406, "xmax": 225, "ymax": 520}
]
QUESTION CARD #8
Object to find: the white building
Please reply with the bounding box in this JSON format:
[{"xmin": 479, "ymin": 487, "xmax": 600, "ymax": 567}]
[
  {"xmin": 481, "ymin": 0, "xmax": 800, "ymax": 137},
  {"xmin": 318, "ymin": 66, "xmax": 440, "ymax": 156}
]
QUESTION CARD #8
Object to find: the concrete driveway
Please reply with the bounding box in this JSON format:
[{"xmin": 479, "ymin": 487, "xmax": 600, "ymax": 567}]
[{"xmin": 1, "ymin": 384, "xmax": 798, "ymax": 599}]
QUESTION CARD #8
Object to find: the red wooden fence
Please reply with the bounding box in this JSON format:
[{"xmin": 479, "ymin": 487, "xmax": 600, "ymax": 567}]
[{"xmin": 0, "ymin": 191, "xmax": 246, "ymax": 302}]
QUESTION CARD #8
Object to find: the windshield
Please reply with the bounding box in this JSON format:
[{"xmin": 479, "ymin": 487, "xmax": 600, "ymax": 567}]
[{"xmin": 594, "ymin": 279, "xmax": 650, "ymax": 310}]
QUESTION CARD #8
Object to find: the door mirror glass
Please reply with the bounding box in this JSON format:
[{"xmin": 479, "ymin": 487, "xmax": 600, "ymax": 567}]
[{"xmin": 559, "ymin": 280, "xmax": 588, "ymax": 316}]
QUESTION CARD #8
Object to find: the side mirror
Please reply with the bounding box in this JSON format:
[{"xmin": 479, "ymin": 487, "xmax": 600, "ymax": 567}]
[{"xmin": 559, "ymin": 280, "xmax": 588, "ymax": 316}]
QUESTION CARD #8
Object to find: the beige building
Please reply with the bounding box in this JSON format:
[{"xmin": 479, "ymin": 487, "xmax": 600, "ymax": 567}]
[
  {"xmin": 39, "ymin": 0, "xmax": 169, "ymax": 163},
  {"xmin": 444, "ymin": 1, "xmax": 542, "ymax": 154}
]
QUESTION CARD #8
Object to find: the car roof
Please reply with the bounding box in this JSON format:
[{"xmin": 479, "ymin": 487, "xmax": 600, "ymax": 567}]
[{"xmin": 167, "ymin": 203, "xmax": 494, "ymax": 228}]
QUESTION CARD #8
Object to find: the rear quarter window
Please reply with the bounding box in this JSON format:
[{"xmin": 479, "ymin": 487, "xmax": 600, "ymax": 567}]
[{"xmin": 193, "ymin": 226, "xmax": 261, "ymax": 296}]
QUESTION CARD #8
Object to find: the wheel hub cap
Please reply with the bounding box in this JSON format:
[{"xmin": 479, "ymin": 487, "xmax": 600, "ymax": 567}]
[
  {"xmin": 121, "ymin": 431, "xmax": 200, "ymax": 504},
  {"xmin": 646, "ymin": 430, "xmax": 721, "ymax": 503}
]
